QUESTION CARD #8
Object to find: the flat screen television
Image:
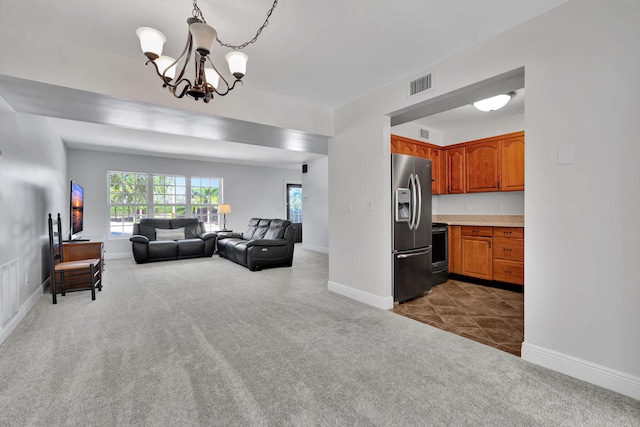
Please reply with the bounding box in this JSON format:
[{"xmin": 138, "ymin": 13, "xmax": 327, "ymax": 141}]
[{"xmin": 69, "ymin": 181, "xmax": 85, "ymax": 241}]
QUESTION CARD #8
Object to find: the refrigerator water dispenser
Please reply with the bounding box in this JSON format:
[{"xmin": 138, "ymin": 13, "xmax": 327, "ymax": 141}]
[{"xmin": 395, "ymin": 188, "xmax": 411, "ymax": 223}]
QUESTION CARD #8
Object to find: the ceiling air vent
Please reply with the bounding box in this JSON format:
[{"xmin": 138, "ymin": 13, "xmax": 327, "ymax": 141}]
[
  {"xmin": 419, "ymin": 128, "xmax": 430, "ymax": 140},
  {"xmin": 409, "ymin": 73, "xmax": 432, "ymax": 97}
]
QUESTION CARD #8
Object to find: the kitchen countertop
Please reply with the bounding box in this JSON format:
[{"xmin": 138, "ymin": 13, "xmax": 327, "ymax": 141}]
[{"xmin": 433, "ymin": 215, "xmax": 524, "ymax": 227}]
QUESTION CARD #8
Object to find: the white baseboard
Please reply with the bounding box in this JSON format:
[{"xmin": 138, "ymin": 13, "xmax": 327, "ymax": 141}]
[
  {"xmin": 0, "ymin": 285, "xmax": 42, "ymax": 347},
  {"xmin": 521, "ymin": 342, "xmax": 640, "ymax": 401},
  {"xmin": 327, "ymin": 281, "xmax": 394, "ymax": 310},
  {"xmin": 302, "ymin": 244, "xmax": 329, "ymax": 254}
]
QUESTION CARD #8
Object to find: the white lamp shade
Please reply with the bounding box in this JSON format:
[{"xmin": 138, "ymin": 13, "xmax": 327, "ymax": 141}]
[
  {"xmin": 189, "ymin": 23, "xmax": 217, "ymax": 55},
  {"xmin": 218, "ymin": 204, "xmax": 231, "ymax": 214},
  {"xmin": 225, "ymin": 51, "xmax": 248, "ymax": 78},
  {"xmin": 155, "ymin": 56, "xmax": 177, "ymax": 80},
  {"xmin": 204, "ymin": 68, "xmax": 220, "ymax": 89},
  {"xmin": 472, "ymin": 94, "xmax": 512, "ymax": 112},
  {"xmin": 136, "ymin": 27, "xmax": 166, "ymax": 58}
]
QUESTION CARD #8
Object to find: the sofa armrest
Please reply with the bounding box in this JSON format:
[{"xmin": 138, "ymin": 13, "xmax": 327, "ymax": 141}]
[
  {"xmin": 130, "ymin": 235, "xmax": 150, "ymax": 244},
  {"xmin": 246, "ymin": 238, "xmax": 290, "ymax": 248},
  {"xmin": 284, "ymin": 225, "xmax": 296, "ymax": 243},
  {"xmin": 199, "ymin": 232, "xmax": 217, "ymax": 241},
  {"xmin": 217, "ymin": 231, "xmax": 243, "ymax": 240}
]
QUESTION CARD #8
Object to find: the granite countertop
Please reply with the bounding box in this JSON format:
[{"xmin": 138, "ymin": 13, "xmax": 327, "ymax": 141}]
[{"xmin": 433, "ymin": 215, "xmax": 524, "ymax": 227}]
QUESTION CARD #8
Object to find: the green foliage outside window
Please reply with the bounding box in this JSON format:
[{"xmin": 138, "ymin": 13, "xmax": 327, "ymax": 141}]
[{"xmin": 108, "ymin": 172, "xmax": 223, "ymax": 236}]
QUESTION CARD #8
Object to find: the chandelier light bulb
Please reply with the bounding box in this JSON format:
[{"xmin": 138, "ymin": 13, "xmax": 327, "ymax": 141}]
[
  {"xmin": 472, "ymin": 93, "xmax": 513, "ymax": 112},
  {"xmin": 136, "ymin": 27, "xmax": 166, "ymax": 60},
  {"xmin": 225, "ymin": 51, "xmax": 248, "ymax": 79},
  {"xmin": 155, "ymin": 56, "xmax": 177, "ymax": 81},
  {"xmin": 204, "ymin": 68, "xmax": 220, "ymax": 89}
]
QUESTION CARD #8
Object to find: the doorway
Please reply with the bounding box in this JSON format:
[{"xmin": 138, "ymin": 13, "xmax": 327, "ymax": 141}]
[{"xmin": 286, "ymin": 183, "xmax": 303, "ymax": 242}]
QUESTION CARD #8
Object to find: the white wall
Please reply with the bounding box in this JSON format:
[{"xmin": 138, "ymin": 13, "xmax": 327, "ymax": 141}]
[
  {"xmin": 434, "ymin": 192, "xmax": 524, "ymax": 216},
  {"xmin": 67, "ymin": 149, "xmax": 303, "ymax": 258},
  {"xmin": 443, "ymin": 113, "xmax": 524, "ymax": 146},
  {"xmin": 330, "ymin": 1, "xmax": 640, "ymax": 399},
  {"xmin": 390, "ymin": 122, "xmax": 443, "ymax": 145},
  {"xmin": 0, "ymin": 105, "xmax": 68, "ymax": 345},
  {"xmin": 301, "ymin": 157, "xmax": 329, "ymax": 253}
]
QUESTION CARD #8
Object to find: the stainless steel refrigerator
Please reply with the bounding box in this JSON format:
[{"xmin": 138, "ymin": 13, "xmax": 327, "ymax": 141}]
[{"xmin": 392, "ymin": 153, "xmax": 433, "ymax": 302}]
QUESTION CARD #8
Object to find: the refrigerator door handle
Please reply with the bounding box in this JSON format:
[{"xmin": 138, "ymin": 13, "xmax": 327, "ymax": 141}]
[
  {"xmin": 408, "ymin": 174, "xmax": 416, "ymax": 230},
  {"xmin": 396, "ymin": 248, "xmax": 431, "ymax": 259},
  {"xmin": 414, "ymin": 173, "xmax": 422, "ymax": 230}
]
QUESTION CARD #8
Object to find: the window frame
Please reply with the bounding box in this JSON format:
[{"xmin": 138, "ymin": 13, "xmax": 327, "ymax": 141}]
[{"xmin": 108, "ymin": 171, "xmax": 224, "ymax": 238}]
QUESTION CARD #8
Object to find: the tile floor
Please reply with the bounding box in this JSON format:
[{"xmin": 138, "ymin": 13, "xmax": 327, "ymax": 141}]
[{"xmin": 392, "ymin": 280, "xmax": 524, "ymax": 356}]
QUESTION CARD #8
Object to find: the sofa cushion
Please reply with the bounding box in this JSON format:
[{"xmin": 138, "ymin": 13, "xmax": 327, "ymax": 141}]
[
  {"xmin": 177, "ymin": 238, "xmax": 205, "ymax": 258},
  {"xmin": 156, "ymin": 227, "xmax": 185, "ymax": 241},
  {"xmin": 139, "ymin": 219, "xmax": 171, "ymax": 240},
  {"xmin": 264, "ymin": 219, "xmax": 290, "ymax": 239},
  {"xmin": 254, "ymin": 219, "xmax": 272, "ymax": 239},
  {"xmin": 242, "ymin": 218, "xmax": 261, "ymax": 240},
  {"xmin": 148, "ymin": 240, "xmax": 178, "ymax": 260},
  {"xmin": 170, "ymin": 218, "xmax": 200, "ymax": 235}
]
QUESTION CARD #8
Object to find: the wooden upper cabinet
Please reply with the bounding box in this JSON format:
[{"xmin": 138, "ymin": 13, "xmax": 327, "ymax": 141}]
[
  {"xmin": 414, "ymin": 143, "xmax": 430, "ymax": 159},
  {"xmin": 446, "ymin": 147, "xmax": 465, "ymax": 194},
  {"xmin": 465, "ymin": 141, "xmax": 501, "ymax": 193},
  {"xmin": 501, "ymin": 135, "xmax": 525, "ymax": 191},
  {"xmin": 390, "ymin": 134, "xmax": 445, "ymax": 195},
  {"xmin": 430, "ymin": 147, "xmax": 447, "ymax": 195}
]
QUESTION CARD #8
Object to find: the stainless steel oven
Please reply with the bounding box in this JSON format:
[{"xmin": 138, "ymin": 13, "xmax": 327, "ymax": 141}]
[{"xmin": 432, "ymin": 223, "xmax": 449, "ymax": 286}]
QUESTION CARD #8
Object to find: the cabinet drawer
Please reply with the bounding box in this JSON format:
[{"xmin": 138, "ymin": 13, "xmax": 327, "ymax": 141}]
[
  {"xmin": 461, "ymin": 226, "xmax": 492, "ymax": 237},
  {"xmin": 493, "ymin": 227, "xmax": 524, "ymax": 238},
  {"xmin": 492, "ymin": 237, "xmax": 524, "ymax": 261},
  {"xmin": 493, "ymin": 259, "xmax": 524, "ymax": 285}
]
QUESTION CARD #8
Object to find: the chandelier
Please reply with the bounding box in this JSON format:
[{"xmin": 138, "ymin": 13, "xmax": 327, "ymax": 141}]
[{"xmin": 136, "ymin": 0, "xmax": 278, "ymax": 103}]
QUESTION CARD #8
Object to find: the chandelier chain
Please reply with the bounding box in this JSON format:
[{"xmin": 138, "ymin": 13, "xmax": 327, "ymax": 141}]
[{"xmin": 189, "ymin": 0, "xmax": 279, "ymax": 50}]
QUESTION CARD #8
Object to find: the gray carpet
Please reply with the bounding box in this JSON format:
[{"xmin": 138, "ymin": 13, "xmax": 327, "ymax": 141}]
[{"xmin": 0, "ymin": 246, "xmax": 638, "ymax": 426}]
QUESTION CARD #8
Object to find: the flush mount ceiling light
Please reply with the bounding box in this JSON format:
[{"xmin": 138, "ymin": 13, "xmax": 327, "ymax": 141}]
[
  {"xmin": 472, "ymin": 92, "xmax": 515, "ymax": 112},
  {"xmin": 136, "ymin": 0, "xmax": 278, "ymax": 103}
]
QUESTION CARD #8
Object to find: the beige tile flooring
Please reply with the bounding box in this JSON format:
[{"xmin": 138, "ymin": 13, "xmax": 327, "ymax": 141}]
[{"xmin": 392, "ymin": 280, "xmax": 524, "ymax": 356}]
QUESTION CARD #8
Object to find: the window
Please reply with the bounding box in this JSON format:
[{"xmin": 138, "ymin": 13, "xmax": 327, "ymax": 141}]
[
  {"xmin": 287, "ymin": 184, "xmax": 302, "ymax": 223},
  {"xmin": 153, "ymin": 175, "xmax": 186, "ymax": 219},
  {"xmin": 109, "ymin": 172, "xmax": 148, "ymax": 237},
  {"xmin": 108, "ymin": 171, "xmax": 223, "ymax": 237},
  {"xmin": 190, "ymin": 176, "xmax": 220, "ymax": 227}
]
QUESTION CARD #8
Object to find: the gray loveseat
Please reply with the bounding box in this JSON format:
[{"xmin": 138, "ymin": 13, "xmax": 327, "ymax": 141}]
[
  {"xmin": 130, "ymin": 218, "xmax": 217, "ymax": 264},
  {"xmin": 217, "ymin": 218, "xmax": 295, "ymax": 271}
]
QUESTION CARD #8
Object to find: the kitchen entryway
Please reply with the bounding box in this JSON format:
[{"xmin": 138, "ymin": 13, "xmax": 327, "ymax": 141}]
[{"xmin": 393, "ymin": 280, "xmax": 524, "ymax": 356}]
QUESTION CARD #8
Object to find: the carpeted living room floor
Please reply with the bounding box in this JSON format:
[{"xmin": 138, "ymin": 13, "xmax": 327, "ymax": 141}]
[{"xmin": 0, "ymin": 246, "xmax": 638, "ymax": 426}]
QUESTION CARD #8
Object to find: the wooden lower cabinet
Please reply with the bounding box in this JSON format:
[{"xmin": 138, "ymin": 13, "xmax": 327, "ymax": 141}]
[
  {"xmin": 460, "ymin": 226, "xmax": 493, "ymax": 280},
  {"xmin": 449, "ymin": 225, "xmax": 524, "ymax": 286},
  {"xmin": 448, "ymin": 225, "xmax": 462, "ymax": 274},
  {"xmin": 492, "ymin": 227, "xmax": 524, "ymax": 285},
  {"xmin": 493, "ymin": 259, "xmax": 524, "ymax": 284}
]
